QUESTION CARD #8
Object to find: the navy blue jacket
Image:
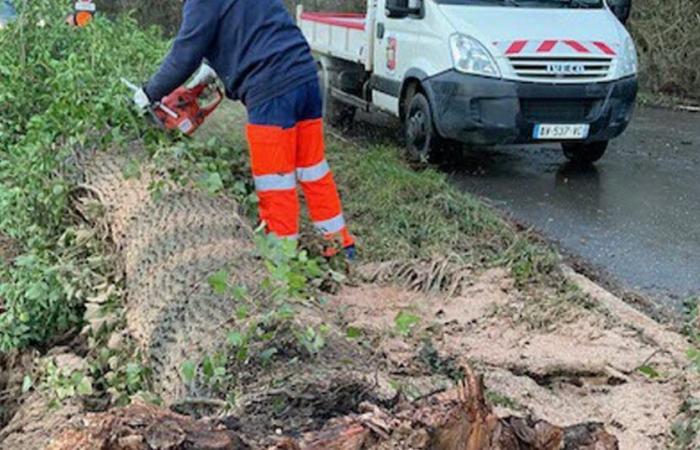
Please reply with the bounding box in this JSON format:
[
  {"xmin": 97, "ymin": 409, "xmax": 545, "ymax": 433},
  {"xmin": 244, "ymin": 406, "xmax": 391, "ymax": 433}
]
[{"xmin": 145, "ymin": 0, "xmax": 318, "ymax": 108}]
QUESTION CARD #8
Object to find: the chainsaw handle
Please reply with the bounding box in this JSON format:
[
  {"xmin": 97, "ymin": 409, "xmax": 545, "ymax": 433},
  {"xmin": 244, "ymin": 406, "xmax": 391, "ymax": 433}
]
[{"xmin": 200, "ymin": 87, "xmax": 224, "ymax": 118}]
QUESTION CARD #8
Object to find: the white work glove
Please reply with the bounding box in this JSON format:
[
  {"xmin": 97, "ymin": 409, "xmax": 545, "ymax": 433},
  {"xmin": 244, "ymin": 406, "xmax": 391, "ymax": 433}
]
[
  {"xmin": 132, "ymin": 87, "xmax": 152, "ymax": 114},
  {"xmin": 188, "ymin": 63, "xmax": 218, "ymax": 87}
]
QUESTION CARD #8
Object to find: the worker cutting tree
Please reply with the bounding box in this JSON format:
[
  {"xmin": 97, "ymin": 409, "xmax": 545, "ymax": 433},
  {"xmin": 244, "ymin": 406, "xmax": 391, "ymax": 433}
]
[{"xmin": 131, "ymin": 0, "xmax": 356, "ymax": 260}]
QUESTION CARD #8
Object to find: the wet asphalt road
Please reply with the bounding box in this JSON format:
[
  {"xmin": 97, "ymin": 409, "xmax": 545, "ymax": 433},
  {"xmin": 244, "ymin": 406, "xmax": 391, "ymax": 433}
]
[{"xmin": 444, "ymin": 107, "xmax": 699, "ymax": 311}]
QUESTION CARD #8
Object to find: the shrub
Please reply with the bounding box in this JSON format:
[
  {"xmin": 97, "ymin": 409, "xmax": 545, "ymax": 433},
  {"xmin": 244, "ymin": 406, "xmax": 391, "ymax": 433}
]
[
  {"xmin": 0, "ymin": 0, "xmax": 167, "ymax": 350},
  {"xmin": 630, "ymin": 0, "xmax": 700, "ymax": 100}
]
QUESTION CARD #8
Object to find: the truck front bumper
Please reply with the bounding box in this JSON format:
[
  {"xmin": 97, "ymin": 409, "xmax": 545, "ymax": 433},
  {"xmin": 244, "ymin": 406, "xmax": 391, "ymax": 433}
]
[{"xmin": 423, "ymin": 71, "xmax": 638, "ymax": 146}]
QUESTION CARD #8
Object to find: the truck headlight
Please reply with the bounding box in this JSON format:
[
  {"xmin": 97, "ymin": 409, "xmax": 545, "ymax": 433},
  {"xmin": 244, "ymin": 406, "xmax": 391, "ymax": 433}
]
[
  {"xmin": 616, "ymin": 36, "xmax": 638, "ymax": 78},
  {"xmin": 449, "ymin": 34, "xmax": 501, "ymax": 78}
]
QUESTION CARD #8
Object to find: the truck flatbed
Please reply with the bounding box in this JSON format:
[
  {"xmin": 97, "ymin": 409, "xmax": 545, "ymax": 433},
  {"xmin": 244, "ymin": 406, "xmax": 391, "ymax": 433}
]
[{"xmin": 298, "ymin": 10, "xmax": 370, "ymax": 67}]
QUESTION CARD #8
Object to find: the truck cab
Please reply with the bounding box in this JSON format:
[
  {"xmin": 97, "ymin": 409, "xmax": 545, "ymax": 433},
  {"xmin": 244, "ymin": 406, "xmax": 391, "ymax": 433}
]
[{"xmin": 299, "ymin": 0, "xmax": 638, "ymax": 164}]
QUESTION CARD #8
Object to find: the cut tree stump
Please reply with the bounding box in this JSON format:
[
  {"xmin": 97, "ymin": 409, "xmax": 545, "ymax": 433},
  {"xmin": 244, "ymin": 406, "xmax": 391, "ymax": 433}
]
[{"xmin": 269, "ymin": 366, "xmax": 618, "ymax": 450}]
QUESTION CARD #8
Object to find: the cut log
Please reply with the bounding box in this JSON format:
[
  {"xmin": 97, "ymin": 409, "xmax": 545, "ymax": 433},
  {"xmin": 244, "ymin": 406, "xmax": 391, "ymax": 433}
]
[
  {"xmin": 268, "ymin": 365, "xmax": 619, "ymax": 450},
  {"xmin": 46, "ymin": 401, "xmax": 249, "ymax": 450}
]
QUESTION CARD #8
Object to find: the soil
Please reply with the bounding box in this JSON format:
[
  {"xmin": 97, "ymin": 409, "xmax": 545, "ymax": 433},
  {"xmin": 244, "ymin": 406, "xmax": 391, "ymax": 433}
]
[
  {"xmin": 331, "ymin": 270, "xmax": 690, "ymax": 450},
  {"xmin": 0, "ymin": 146, "xmax": 695, "ymax": 449}
]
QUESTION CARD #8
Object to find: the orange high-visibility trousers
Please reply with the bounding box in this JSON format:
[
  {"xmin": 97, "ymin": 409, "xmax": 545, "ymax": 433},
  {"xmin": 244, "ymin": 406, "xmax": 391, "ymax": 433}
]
[{"xmin": 245, "ymin": 80, "xmax": 354, "ymax": 249}]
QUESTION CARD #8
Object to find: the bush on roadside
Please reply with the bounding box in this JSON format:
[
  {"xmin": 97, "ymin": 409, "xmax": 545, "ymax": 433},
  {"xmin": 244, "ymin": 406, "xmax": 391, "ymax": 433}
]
[
  {"xmin": 0, "ymin": 0, "xmax": 168, "ymax": 350},
  {"xmin": 630, "ymin": 0, "xmax": 700, "ymax": 100}
]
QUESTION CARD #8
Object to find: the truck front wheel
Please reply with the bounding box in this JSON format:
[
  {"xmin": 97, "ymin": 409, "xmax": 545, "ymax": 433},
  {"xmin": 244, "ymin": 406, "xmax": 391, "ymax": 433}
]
[
  {"xmin": 561, "ymin": 141, "xmax": 608, "ymax": 165},
  {"xmin": 405, "ymin": 92, "xmax": 437, "ymax": 163}
]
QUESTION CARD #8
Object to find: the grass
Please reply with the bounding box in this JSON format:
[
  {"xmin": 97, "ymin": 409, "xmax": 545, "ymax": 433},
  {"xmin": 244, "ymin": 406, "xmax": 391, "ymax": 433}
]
[
  {"xmin": 196, "ymin": 102, "xmax": 599, "ymax": 333},
  {"xmin": 202, "ymin": 102, "xmax": 560, "ymax": 285}
]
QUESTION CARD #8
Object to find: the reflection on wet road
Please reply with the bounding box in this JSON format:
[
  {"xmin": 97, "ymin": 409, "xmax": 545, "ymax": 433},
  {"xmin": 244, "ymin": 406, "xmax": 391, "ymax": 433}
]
[{"xmin": 445, "ymin": 107, "xmax": 699, "ymax": 310}]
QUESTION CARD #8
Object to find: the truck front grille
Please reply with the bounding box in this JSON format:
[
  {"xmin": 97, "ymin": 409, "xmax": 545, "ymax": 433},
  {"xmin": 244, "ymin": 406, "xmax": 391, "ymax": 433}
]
[
  {"xmin": 508, "ymin": 56, "xmax": 613, "ymax": 82},
  {"xmin": 521, "ymin": 99, "xmax": 595, "ymax": 123}
]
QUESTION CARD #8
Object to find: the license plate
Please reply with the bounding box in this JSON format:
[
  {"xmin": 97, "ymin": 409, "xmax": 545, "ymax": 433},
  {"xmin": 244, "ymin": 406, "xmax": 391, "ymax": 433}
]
[{"xmin": 534, "ymin": 124, "xmax": 590, "ymax": 140}]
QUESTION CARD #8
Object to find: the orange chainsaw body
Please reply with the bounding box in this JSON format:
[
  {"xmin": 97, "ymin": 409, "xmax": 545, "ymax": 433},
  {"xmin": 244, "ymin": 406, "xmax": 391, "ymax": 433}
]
[{"xmin": 154, "ymin": 83, "xmax": 224, "ymax": 136}]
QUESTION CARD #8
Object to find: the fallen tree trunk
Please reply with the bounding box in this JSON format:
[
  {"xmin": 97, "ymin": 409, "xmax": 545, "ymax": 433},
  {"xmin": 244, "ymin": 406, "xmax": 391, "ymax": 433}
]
[
  {"xmin": 79, "ymin": 148, "xmax": 264, "ymax": 403},
  {"xmin": 46, "ymin": 401, "xmax": 249, "ymax": 450},
  {"xmin": 47, "ymin": 365, "xmax": 618, "ymax": 450}
]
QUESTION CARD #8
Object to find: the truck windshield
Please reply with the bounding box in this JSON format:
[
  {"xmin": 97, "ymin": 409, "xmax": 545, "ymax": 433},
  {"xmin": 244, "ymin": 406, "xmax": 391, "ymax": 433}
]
[{"xmin": 435, "ymin": 0, "xmax": 604, "ymax": 8}]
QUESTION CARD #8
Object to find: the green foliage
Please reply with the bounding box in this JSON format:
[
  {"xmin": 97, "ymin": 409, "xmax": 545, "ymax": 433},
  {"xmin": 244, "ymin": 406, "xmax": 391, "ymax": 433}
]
[
  {"xmin": 672, "ymin": 399, "xmax": 700, "ymax": 450},
  {"xmin": 485, "ymin": 390, "xmax": 522, "ymax": 411},
  {"xmin": 345, "ymin": 326, "xmax": 362, "ymax": 339},
  {"xmin": 21, "ymin": 374, "xmax": 33, "ymax": 394},
  {"xmin": 254, "ymin": 231, "xmax": 324, "ymax": 301},
  {"xmin": 637, "ymin": 365, "xmax": 661, "ymax": 379},
  {"xmin": 93, "ymin": 348, "xmax": 153, "ymax": 407},
  {"xmin": 394, "ymin": 310, "xmax": 420, "ymax": 337},
  {"xmin": 40, "ymin": 360, "xmax": 93, "ymax": 408},
  {"xmin": 673, "ymin": 297, "xmax": 700, "ymax": 448},
  {"xmin": 181, "ymin": 360, "xmax": 196, "ymax": 384},
  {"xmin": 0, "ymin": 0, "xmax": 168, "ymax": 350},
  {"xmin": 235, "ymin": 234, "xmax": 328, "ymax": 358},
  {"xmin": 295, "ymin": 324, "xmax": 329, "ymax": 356},
  {"xmin": 179, "ymin": 234, "xmax": 331, "ymax": 399}
]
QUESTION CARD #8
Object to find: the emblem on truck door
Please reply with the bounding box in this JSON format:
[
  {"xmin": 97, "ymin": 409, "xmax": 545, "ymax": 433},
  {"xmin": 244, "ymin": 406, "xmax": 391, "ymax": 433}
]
[
  {"xmin": 387, "ymin": 37, "xmax": 397, "ymax": 71},
  {"xmin": 546, "ymin": 63, "xmax": 585, "ymax": 75}
]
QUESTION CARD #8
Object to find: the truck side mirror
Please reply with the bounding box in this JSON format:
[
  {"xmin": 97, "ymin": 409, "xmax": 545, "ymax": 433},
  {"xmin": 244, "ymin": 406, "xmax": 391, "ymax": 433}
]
[
  {"xmin": 607, "ymin": 0, "xmax": 631, "ymax": 25},
  {"xmin": 386, "ymin": 0, "xmax": 422, "ymax": 18}
]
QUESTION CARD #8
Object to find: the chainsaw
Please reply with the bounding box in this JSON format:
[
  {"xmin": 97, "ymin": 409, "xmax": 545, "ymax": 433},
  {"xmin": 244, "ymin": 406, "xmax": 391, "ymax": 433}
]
[{"xmin": 121, "ymin": 78, "xmax": 224, "ymax": 136}]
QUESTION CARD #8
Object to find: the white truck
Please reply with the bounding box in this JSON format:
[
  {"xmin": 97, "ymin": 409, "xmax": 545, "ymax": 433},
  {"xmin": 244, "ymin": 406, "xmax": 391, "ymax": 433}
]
[{"xmin": 298, "ymin": 0, "xmax": 637, "ymax": 164}]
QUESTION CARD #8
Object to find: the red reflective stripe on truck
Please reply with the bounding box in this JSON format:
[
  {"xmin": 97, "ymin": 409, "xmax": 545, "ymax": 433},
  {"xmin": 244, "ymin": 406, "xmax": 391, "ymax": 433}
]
[
  {"xmin": 300, "ymin": 12, "xmax": 365, "ymax": 30},
  {"xmin": 536, "ymin": 40, "xmax": 557, "ymax": 53},
  {"xmin": 505, "ymin": 40, "xmax": 528, "ymax": 55},
  {"xmin": 593, "ymin": 41, "xmax": 616, "ymax": 55},
  {"xmin": 563, "ymin": 40, "xmax": 591, "ymax": 53}
]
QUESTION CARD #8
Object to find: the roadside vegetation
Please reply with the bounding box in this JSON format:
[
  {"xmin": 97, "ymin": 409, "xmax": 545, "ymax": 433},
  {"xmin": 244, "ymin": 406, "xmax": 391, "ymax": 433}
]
[
  {"xmin": 0, "ymin": 1, "xmax": 171, "ymax": 350},
  {"xmin": 631, "ymin": 0, "xmax": 700, "ymax": 102}
]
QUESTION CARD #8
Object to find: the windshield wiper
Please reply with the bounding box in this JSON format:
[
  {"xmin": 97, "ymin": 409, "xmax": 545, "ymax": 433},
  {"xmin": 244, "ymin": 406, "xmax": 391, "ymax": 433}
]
[
  {"xmin": 512, "ymin": 0, "xmax": 601, "ymax": 7},
  {"xmin": 466, "ymin": 0, "xmax": 522, "ymax": 6},
  {"xmin": 557, "ymin": 0, "xmax": 601, "ymax": 8}
]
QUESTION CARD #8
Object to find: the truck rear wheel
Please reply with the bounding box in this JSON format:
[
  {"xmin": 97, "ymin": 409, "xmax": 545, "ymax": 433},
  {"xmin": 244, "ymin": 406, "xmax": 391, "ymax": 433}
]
[
  {"xmin": 318, "ymin": 60, "xmax": 356, "ymax": 128},
  {"xmin": 404, "ymin": 92, "xmax": 437, "ymax": 163},
  {"xmin": 562, "ymin": 141, "xmax": 608, "ymax": 165}
]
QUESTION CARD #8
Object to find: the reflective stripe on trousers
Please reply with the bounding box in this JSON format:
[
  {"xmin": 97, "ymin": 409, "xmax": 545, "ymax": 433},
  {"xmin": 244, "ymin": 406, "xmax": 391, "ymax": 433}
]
[
  {"xmin": 296, "ymin": 159, "xmax": 330, "ymax": 183},
  {"xmin": 314, "ymin": 213, "xmax": 345, "ymax": 234},
  {"xmin": 254, "ymin": 172, "xmax": 296, "ymax": 192},
  {"xmin": 246, "ymin": 114, "xmax": 354, "ymax": 247}
]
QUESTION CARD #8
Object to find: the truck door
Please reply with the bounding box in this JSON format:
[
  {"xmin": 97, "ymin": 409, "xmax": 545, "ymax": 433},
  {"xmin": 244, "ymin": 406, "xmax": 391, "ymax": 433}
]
[{"xmin": 372, "ymin": 0, "xmax": 423, "ymax": 115}]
